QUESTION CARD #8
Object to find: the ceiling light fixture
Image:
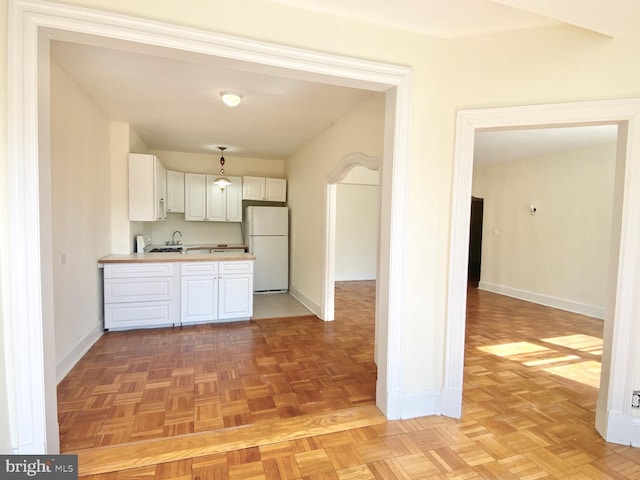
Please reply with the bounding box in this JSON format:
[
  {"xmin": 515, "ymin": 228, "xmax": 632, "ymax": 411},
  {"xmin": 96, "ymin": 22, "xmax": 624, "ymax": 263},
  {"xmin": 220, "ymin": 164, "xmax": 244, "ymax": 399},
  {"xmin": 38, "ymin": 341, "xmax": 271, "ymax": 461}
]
[
  {"xmin": 220, "ymin": 91, "xmax": 242, "ymax": 107},
  {"xmin": 213, "ymin": 146, "xmax": 232, "ymax": 191}
]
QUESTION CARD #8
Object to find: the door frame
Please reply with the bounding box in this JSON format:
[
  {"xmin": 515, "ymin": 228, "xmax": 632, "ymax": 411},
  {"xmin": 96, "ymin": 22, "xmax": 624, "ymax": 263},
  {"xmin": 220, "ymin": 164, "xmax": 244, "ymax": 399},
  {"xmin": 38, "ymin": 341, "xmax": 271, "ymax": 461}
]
[
  {"xmin": 445, "ymin": 100, "xmax": 640, "ymax": 445},
  {"xmin": 6, "ymin": 1, "xmax": 411, "ymax": 452}
]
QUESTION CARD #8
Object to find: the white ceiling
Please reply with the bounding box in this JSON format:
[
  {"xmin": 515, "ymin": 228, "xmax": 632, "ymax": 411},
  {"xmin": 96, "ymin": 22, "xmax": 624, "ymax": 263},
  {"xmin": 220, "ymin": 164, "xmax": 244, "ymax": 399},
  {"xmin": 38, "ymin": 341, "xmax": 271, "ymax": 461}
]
[
  {"xmin": 268, "ymin": 0, "xmax": 640, "ymax": 38},
  {"xmin": 474, "ymin": 125, "xmax": 619, "ymax": 165},
  {"xmin": 51, "ymin": 41, "xmax": 375, "ymax": 159},
  {"xmin": 50, "ymin": 0, "xmax": 636, "ymax": 160}
]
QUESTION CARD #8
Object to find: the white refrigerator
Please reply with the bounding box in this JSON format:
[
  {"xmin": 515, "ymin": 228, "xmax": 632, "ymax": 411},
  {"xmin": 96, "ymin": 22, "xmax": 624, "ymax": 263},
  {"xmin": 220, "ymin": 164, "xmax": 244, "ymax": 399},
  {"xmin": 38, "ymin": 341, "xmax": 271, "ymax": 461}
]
[{"xmin": 245, "ymin": 206, "xmax": 289, "ymax": 292}]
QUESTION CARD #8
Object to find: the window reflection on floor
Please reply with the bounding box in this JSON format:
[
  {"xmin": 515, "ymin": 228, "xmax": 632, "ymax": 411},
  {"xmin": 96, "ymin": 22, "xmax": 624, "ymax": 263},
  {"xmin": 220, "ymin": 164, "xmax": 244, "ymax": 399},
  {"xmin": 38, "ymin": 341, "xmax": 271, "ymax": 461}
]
[{"xmin": 477, "ymin": 338, "xmax": 602, "ymax": 388}]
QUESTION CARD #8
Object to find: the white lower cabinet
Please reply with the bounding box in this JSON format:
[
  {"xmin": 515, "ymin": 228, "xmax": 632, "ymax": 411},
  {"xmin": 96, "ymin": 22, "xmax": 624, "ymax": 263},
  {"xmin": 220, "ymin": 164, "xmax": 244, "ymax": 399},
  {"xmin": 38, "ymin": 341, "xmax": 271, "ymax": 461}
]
[
  {"xmin": 181, "ymin": 262, "xmax": 218, "ymax": 324},
  {"xmin": 218, "ymin": 261, "xmax": 253, "ymax": 320},
  {"xmin": 181, "ymin": 261, "xmax": 253, "ymax": 324},
  {"xmin": 103, "ymin": 263, "xmax": 179, "ymax": 330},
  {"xmin": 103, "ymin": 260, "xmax": 253, "ymax": 330}
]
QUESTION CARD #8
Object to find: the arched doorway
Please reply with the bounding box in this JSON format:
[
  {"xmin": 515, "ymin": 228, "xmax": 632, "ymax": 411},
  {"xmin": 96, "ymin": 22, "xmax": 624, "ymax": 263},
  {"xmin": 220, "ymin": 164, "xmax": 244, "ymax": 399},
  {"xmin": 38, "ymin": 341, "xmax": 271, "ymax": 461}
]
[{"xmin": 323, "ymin": 152, "xmax": 381, "ymax": 322}]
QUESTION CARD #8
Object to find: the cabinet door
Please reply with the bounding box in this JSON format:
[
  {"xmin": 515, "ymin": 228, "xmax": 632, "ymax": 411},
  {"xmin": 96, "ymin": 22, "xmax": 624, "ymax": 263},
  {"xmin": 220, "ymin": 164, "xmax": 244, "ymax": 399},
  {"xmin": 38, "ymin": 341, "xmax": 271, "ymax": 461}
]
[
  {"xmin": 166, "ymin": 170, "xmax": 185, "ymax": 213},
  {"xmin": 184, "ymin": 173, "xmax": 206, "ymax": 221},
  {"xmin": 206, "ymin": 175, "xmax": 227, "ymax": 221},
  {"xmin": 226, "ymin": 176, "xmax": 243, "ymax": 222},
  {"xmin": 242, "ymin": 176, "xmax": 265, "ymax": 200},
  {"xmin": 181, "ymin": 275, "xmax": 218, "ymax": 324},
  {"xmin": 218, "ymin": 274, "xmax": 253, "ymax": 320},
  {"xmin": 265, "ymin": 178, "xmax": 287, "ymax": 202},
  {"xmin": 104, "ymin": 277, "xmax": 175, "ymax": 303},
  {"xmin": 105, "ymin": 301, "xmax": 174, "ymax": 330}
]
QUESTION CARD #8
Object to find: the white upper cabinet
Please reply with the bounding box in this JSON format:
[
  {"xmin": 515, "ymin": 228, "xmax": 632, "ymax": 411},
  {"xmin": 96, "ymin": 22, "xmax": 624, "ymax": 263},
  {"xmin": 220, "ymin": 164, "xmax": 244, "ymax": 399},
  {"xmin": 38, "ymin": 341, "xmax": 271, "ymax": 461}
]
[
  {"xmin": 128, "ymin": 153, "xmax": 167, "ymax": 221},
  {"xmin": 242, "ymin": 176, "xmax": 287, "ymax": 202},
  {"xmin": 226, "ymin": 176, "xmax": 243, "ymax": 222},
  {"xmin": 205, "ymin": 175, "xmax": 227, "ymax": 222},
  {"xmin": 243, "ymin": 176, "xmax": 265, "ymax": 200},
  {"xmin": 265, "ymin": 178, "xmax": 287, "ymax": 202},
  {"xmin": 184, "ymin": 173, "xmax": 242, "ymax": 222},
  {"xmin": 166, "ymin": 170, "xmax": 185, "ymax": 213},
  {"xmin": 184, "ymin": 173, "xmax": 206, "ymax": 221}
]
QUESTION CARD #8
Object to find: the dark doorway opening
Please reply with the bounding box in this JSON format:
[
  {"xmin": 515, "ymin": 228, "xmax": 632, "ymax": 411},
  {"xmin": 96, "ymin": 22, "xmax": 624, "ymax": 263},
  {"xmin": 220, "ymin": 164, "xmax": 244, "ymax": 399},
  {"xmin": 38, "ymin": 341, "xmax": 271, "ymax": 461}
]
[{"xmin": 468, "ymin": 196, "xmax": 484, "ymax": 286}]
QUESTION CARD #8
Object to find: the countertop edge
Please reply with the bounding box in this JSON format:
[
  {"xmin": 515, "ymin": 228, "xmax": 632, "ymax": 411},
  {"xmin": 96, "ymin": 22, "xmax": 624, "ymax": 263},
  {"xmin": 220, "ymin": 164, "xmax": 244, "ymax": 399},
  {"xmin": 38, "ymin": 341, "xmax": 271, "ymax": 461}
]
[{"xmin": 99, "ymin": 253, "xmax": 256, "ymax": 264}]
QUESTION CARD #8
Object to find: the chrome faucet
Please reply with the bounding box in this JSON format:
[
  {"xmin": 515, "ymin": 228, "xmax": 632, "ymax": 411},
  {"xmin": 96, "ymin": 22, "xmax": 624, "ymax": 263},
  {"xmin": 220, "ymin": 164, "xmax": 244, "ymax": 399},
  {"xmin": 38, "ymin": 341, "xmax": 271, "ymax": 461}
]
[{"xmin": 171, "ymin": 230, "xmax": 183, "ymax": 245}]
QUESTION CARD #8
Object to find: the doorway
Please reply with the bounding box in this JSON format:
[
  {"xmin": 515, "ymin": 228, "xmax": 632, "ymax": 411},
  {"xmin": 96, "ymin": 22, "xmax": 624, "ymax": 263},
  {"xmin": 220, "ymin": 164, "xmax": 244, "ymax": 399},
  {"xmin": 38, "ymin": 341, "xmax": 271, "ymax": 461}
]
[
  {"xmin": 323, "ymin": 153, "xmax": 381, "ymax": 322},
  {"xmin": 446, "ymin": 101, "xmax": 640, "ymax": 445},
  {"xmin": 464, "ymin": 126, "xmax": 617, "ymax": 443},
  {"xmin": 7, "ymin": 2, "xmax": 411, "ymax": 452},
  {"xmin": 468, "ymin": 196, "xmax": 483, "ymax": 286}
]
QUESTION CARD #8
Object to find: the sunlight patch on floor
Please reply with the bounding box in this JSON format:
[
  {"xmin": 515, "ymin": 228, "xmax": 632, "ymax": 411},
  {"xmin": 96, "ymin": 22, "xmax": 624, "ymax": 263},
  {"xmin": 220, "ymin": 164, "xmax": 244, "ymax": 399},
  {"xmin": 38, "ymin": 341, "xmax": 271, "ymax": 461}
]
[
  {"xmin": 541, "ymin": 334, "xmax": 603, "ymax": 356},
  {"xmin": 477, "ymin": 341, "xmax": 550, "ymax": 357},
  {"xmin": 542, "ymin": 360, "xmax": 602, "ymax": 388},
  {"xmin": 478, "ymin": 341, "xmax": 601, "ymax": 388},
  {"xmin": 523, "ymin": 355, "xmax": 579, "ymax": 367}
]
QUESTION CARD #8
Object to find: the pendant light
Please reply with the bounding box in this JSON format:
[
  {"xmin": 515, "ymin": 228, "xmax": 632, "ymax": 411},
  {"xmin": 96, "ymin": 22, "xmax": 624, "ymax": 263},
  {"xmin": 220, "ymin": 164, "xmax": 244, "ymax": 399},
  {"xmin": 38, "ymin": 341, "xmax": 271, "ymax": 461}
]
[{"xmin": 213, "ymin": 146, "xmax": 232, "ymax": 190}]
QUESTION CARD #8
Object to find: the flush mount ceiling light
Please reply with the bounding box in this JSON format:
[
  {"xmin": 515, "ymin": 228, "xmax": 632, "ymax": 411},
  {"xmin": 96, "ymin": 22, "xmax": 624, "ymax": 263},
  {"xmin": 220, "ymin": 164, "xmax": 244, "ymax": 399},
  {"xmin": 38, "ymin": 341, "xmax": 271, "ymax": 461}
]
[
  {"xmin": 213, "ymin": 146, "xmax": 232, "ymax": 191},
  {"xmin": 220, "ymin": 91, "xmax": 242, "ymax": 107}
]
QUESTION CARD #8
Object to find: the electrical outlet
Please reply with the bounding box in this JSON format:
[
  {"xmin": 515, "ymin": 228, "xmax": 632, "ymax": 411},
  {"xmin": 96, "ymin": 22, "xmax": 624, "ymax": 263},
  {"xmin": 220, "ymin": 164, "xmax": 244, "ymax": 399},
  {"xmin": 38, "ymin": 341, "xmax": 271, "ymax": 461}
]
[
  {"xmin": 59, "ymin": 253, "xmax": 67, "ymax": 265},
  {"xmin": 632, "ymin": 391, "xmax": 640, "ymax": 408}
]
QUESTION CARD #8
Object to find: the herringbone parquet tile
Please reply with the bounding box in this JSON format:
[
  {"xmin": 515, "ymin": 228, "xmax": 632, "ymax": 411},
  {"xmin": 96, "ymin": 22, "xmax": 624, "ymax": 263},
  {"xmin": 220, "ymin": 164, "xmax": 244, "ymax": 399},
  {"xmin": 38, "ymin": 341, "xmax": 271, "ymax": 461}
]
[{"xmin": 61, "ymin": 282, "xmax": 640, "ymax": 479}]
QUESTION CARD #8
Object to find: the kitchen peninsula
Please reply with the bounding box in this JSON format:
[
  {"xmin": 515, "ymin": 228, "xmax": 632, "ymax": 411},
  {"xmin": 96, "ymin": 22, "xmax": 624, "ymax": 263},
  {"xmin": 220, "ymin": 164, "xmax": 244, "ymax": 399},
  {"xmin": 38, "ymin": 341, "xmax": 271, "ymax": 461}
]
[{"xmin": 99, "ymin": 252, "xmax": 255, "ymax": 330}]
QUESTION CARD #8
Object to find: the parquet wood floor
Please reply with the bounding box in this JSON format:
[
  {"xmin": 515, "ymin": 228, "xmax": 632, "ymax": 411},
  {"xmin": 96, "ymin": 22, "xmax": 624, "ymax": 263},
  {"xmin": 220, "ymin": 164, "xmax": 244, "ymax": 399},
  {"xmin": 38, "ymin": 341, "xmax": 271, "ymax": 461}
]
[
  {"xmin": 58, "ymin": 283, "xmax": 376, "ymax": 452},
  {"xmin": 61, "ymin": 282, "xmax": 640, "ymax": 479}
]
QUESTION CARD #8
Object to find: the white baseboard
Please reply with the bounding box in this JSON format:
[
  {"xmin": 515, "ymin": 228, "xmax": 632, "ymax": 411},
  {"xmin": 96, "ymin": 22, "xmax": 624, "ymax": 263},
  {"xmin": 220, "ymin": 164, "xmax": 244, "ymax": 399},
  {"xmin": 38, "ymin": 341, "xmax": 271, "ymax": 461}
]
[
  {"xmin": 440, "ymin": 387, "xmax": 463, "ymax": 418},
  {"xmin": 478, "ymin": 281, "xmax": 605, "ymax": 320},
  {"xmin": 633, "ymin": 417, "xmax": 640, "ymax": 448},
  {"xmin": 335, "ymin": 273, "xmax": 376, "ymax": 281},
  {"xmin": 56, "ymin": 322, "xmax": 103, "ymax": 384},
  {"xmin": 384, "ymin": 388, "xmax": 441, "ymax": 420},
  {"xmin": 598, "ymin": 409, "xmax": 640, "ymax": 446},
  {"xmin": 288, "ymin": 286, "xmax": 322, "ymax": 318}
]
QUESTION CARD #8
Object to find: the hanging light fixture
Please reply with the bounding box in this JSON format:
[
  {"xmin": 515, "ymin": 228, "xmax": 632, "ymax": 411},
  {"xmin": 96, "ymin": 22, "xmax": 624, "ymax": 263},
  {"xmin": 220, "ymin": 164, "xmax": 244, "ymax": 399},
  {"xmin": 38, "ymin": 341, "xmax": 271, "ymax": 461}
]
[{"xmin": 213, "ymin": 146, "xmax": 232, "ymax": 190}]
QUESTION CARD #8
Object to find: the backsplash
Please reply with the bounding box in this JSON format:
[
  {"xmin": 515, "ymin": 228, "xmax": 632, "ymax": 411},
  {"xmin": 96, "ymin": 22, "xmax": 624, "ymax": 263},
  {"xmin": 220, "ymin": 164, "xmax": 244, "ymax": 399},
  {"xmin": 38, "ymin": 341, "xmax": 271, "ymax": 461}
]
[{"xmin": 145, "ymin": 213, "xmax": 245, "ymax": 246}]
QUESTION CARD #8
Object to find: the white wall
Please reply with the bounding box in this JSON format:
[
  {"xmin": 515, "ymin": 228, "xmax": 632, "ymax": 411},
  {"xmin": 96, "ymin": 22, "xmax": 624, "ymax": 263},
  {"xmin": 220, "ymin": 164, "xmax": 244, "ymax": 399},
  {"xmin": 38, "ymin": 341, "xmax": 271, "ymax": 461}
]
[
  {"xmin": 50, "ymin": 60, "xmax": 112, "ymax": 380},
  {"xmin": 126, "ymin": 127, "xmax": 150, "ymax": 251},
  {"xmin": 152, "ymin": 150, "xmax": 284, "ymax": 178},
  {"xmin": 335, "ymin": 182, "xmax": 378, "ymax": 281},
  {"xmin": 473, "ymin": 142, "xmax": 617, "ymax": 318},
  {"xmin": 110, "ymin": 122, "xmax": 134, "ymax": 253},
  {"xmin": 150, "ymin": 213, "xmax": 244, "ymax": 246},
  {"xmin": 287, "ymin": 94, "xmax": 384, "ymax": 310},
  {"xmin": 0, "ymin": 0, "xmax": 9, "ymax": 452}
]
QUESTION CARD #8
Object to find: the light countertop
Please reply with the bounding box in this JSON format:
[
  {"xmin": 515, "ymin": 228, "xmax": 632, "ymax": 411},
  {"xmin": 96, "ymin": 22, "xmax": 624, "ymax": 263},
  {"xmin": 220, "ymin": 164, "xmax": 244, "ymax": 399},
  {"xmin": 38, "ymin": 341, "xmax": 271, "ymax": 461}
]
[
  {"xmin": 99, "ymin": 252, "xmax": 255, "ymax": 264},
  {"xmin": 184, "ymin": 244, "xmax": 247, "ymax": 251}
]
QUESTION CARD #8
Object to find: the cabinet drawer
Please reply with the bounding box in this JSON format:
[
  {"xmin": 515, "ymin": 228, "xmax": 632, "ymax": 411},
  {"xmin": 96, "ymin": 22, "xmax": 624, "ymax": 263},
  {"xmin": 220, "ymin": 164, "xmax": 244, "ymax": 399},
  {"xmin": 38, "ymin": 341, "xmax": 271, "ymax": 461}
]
[
  {"xmin": 219, "ymin": 261, "xmax": 253, "ymax": 274},
  {"xmin": 105, "ymin": 301, "xmax": 174, "ymax": 329},
  {"xmin": 181, "ymin": 262, "xmax": 218, "ymax": 275},
  {"xmin": 104, "ymin": 263, "xmax": 174, "ymax": 279},
  {"xmin": 105, "ymin": 278, "xmax": 175, "ymax": 303}
]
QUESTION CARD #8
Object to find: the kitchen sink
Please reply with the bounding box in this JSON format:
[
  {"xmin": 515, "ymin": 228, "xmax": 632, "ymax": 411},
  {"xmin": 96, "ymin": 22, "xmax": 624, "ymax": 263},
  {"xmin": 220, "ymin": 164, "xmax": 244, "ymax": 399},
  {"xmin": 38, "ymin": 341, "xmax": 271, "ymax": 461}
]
[{"xmin": 148, "ymin": 247, "xmax": 184, "ymax": 253}]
